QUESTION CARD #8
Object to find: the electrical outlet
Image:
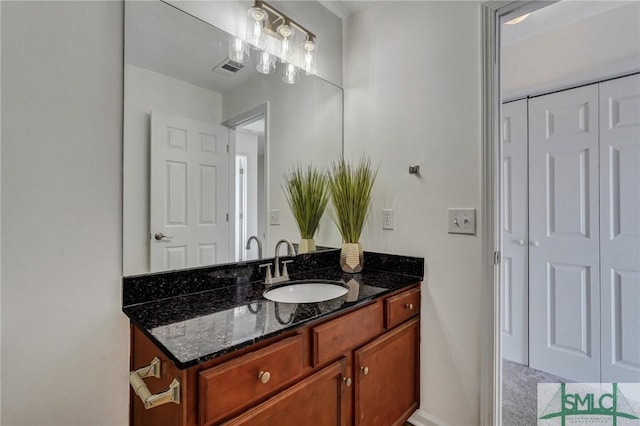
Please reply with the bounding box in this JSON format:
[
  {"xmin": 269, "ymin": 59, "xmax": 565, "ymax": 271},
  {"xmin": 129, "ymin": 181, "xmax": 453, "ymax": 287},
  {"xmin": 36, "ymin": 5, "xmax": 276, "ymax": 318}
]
[
  {"xmin": 448, "ymin": 208, "xmax": 476, "ymax": 235},
  {"xmin": 383, "ymin": 209, "xmax": 394, "ymax": 230},
  {"xmin": 270, "ymin": 209, "xmax": 280, "ymax": 225}
]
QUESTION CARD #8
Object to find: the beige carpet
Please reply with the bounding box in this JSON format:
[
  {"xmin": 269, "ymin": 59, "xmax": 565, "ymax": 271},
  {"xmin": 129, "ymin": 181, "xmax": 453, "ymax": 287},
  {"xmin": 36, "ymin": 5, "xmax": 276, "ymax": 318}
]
[{"xmin": 502, "ymin": 359, "xmax": 571, "ymax": 425}]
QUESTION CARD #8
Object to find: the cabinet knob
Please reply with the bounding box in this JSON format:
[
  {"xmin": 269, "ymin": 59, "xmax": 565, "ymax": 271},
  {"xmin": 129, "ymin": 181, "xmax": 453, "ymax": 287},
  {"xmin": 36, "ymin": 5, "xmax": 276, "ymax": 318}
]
[
  {"xmin": 360, "ymin": 366, "xmax": 369, "ymax": 375},
  {"xmin": 342, "ymin": 377, "xmax": 352, "ymax": 387},
  {"xmin": 258, "ymin": 371, "xmax": 271, "ymax": 384},
  {"xmin": 405, "ymin": 303, "xmax": 414, "ymax": 310}
]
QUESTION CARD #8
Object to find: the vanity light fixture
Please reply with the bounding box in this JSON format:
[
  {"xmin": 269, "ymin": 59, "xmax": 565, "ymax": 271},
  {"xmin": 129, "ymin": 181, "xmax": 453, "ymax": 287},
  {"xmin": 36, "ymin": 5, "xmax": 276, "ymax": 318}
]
[
  {"xmin": 228, "ymin": 37, "xmax": 250, "ymax": 64},
  {"xmin": 283, "ymin": 63, "xmax": 300, "ymax": 84},
  {"xmin": 505, "ymin": 13, "xmax": 530, "ymax": 25},
  {"xmin": 257, "ymin": 50, "xmax": 276, "ymax": 74},
  {"xmin": 244, "ymin": 0, "xmax": 318, "ymax": 81}
]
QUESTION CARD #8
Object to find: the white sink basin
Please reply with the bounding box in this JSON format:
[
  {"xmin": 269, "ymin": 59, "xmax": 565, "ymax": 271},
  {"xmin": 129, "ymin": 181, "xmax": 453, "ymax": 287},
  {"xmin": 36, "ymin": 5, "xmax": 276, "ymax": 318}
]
[{"xmin": 263, "ymin": 280, "xmax": 348, "ymax": 303}]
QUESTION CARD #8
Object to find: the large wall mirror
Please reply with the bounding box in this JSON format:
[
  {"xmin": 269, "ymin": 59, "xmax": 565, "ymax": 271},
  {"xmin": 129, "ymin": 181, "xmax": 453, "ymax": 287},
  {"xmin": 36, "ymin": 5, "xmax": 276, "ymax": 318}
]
[{"xmin": 123, "ymin": 0, "xmax": 343, "ymax": 276}]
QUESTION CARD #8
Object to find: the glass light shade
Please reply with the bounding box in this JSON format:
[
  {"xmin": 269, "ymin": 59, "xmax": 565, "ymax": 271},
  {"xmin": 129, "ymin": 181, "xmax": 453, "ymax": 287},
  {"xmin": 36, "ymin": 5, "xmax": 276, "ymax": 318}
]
[
  {"xmin": 302, "ymin": 39, "xmax": 317, "ymax": 75},
  {"xmin": 276, "ymin": 24, "xmax": 295, "ymax": 63},
  {"xmin": 246, "ymin": 6, "xmax": 267, "ymax": 49},
  {"xmin": 282, "ymin": 63, "xmax": 299, "ymax": 84},
  {"xmin": 228, "ymin": 37, "xmax": 250, "ymax": 64},
  {"xmin": 257, "ymin": 51, "xmax": 276, "ymax": 74}
]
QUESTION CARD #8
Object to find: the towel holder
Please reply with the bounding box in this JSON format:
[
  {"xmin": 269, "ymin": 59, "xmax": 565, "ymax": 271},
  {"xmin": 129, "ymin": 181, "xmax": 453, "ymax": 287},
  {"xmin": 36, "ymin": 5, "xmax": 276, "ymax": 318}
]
[{"xmin": 129, "ymin": 357, "xmax": 181, "ymax": 409}]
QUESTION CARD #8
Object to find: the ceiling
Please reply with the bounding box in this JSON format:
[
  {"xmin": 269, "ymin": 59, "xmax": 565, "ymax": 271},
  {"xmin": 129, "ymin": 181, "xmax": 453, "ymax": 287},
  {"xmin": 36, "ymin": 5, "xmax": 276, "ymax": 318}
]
[
  {"xmin": 501, "ymin": 1, "xmax": 636, "ymax": 46},
  {"xmin": 318, "ymin": 0, "xmax": 636, "ymax": 47},
  {"xmin": 125, "ymin": 1, "xmax": 259, "ymax": 93}
]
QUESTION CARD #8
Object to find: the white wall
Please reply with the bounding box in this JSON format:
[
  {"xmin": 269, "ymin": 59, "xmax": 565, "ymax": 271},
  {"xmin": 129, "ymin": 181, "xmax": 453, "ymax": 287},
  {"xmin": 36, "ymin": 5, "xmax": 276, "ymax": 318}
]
[
  {"xmin": 123, "ymin": 64, "xmax": 223, "ymax": 275},
  {"xmin": 502, "ymin": 2, "xmax": 640, "ymax": 99},
  {"xmin": 344, "ymin": 2, "xmax": 483, "ymax": 425},
  {"xmin": 1, "ymin": 2, "xmax": 128, "ymax": 425},
  {"xmin": 164, "ymin": 0, "xmax": 344, "ymax": 87},
  {"xmin": 222, "ymin": 72, "xmax": 343, "ymax": 252}
]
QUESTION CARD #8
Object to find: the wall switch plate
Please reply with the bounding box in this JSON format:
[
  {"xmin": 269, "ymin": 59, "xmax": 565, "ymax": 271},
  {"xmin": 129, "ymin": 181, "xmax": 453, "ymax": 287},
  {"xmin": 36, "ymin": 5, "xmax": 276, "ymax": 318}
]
[
  {"xmin": 383, "ymin": 209, "xmax": 394, "ymax": 230},
  {"xmin": 270, "ymin": 209, "xmax": 280, "ymax": 225},
  {"xmin": 448, "ymin": 208, "xmax": 476, "ymax": 235}
]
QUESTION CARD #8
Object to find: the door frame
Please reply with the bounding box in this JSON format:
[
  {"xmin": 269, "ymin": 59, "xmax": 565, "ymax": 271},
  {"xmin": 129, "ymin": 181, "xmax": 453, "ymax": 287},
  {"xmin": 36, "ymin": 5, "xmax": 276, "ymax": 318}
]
[
  {"xmin": 480, "ymin": 2, "xmax": 555, "ymax": 425},
  {"xmin": 222, "ymin": 102, "xmax": 270, "ymax": 259}
]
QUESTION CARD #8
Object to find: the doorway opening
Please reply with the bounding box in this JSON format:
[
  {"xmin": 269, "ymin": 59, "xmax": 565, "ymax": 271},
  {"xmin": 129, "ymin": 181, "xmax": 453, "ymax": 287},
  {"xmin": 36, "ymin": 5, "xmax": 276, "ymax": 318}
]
[
  {"xmin": 223, "ymin": 105, "xmax": 268, "ymax": 262},
  {"xmin": 489, "ymin": 1, "xmax": 640, "ymax": 424}
]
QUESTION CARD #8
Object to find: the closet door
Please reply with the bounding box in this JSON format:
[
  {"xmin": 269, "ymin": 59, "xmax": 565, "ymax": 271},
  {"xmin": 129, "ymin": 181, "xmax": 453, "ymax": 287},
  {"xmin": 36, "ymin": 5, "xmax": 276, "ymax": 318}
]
[
  {"xmin": 501, "ymin": 99, "xmax": 529, "ymax": 365},
  {"xmin": 529, "ymin": 85, "xmax": 600, "ymax": 382},
  {"xmin": 599, "ymin": 74, "xmax": 640, "ymax": 383}
]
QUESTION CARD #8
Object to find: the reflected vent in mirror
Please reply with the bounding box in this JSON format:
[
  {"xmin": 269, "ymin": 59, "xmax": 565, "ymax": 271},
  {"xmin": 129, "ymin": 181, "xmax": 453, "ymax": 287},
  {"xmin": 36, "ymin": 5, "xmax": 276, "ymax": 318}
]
[{"xmin": 213, "ymin": 59, "xmax": 245, "ymax": 77}]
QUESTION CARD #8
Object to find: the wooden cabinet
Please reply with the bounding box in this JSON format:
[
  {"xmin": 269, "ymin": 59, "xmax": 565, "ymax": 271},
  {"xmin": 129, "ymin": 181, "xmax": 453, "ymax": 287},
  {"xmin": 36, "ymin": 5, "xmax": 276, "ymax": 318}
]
[
  {"xmin": 199, "ymin": 335, "xmax": 305, "ymax": 426},
  {"xmin": 355, "ymin": 318, "xmax": 419, "ymax": 426},
  {"xmin": 222, "ymin": 358, "xmax": 348, "ymax": 426},
  {"xmin": 130, "ymin": 283, "xmax": 420, "ymax": 426}
]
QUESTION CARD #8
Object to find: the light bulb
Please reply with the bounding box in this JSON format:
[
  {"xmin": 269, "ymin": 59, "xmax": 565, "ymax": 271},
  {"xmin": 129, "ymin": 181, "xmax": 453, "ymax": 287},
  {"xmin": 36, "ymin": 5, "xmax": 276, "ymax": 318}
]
[
  {"xmin": 228, "ymin": 37, "xmax": 249, "ymax": 64},
  {"xmin": 283, "ymin": 63, "xmax": 299, "ymax": 84},
  {"xmin": 257, "ymin": 51, "xmax": 275, "ymax": 74},
  {"xmin": 276, "ymin": 23, "xmax": 295, "ymax": 63},
  {"xmin": 246, "ymin": 6, "xmax": 267, "ymax": 49},
  {"xmin": 302, "ymin": 38, "xmax": 317, "ymax": 75}
]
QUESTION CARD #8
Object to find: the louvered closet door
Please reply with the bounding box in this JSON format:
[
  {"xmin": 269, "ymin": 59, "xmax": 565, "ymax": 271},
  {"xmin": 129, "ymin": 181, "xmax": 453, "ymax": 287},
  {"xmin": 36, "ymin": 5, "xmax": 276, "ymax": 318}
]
[
  {"xmin": 599, "ymin": 74, "xmax": 640, "ymax": 383},
  {"xmin": 528, "ymin": 85, "xmax": 600, "ymax": 382},
  {"xmin": 501, "ymin": 99, "xmax": 529, "ymax": 365}
]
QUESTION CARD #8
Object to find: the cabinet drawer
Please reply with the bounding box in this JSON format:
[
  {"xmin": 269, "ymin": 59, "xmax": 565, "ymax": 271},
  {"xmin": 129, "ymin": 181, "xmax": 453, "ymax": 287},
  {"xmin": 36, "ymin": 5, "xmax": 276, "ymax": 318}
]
[
  {"xmin": 199, "ymin": 335, "xmax": 304, "ymax": 426},
  {"xmin": 221, "ymin": 358, "xmax": 347, "ymax": 426},
  {"xmin": 385, "ymin": 286, "xmax": 420, "ymax": 329},
  {"xmin": 312, "ymin": 302, "xmax": 383, "ymax": 366}
]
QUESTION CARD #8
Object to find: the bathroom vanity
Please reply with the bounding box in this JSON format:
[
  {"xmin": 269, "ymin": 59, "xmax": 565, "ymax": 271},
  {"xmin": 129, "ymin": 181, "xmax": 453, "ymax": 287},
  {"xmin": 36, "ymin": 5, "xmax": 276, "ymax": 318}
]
[{"xmin": 123, "ymin": 250, "xmax": 423, "ymax": 425}]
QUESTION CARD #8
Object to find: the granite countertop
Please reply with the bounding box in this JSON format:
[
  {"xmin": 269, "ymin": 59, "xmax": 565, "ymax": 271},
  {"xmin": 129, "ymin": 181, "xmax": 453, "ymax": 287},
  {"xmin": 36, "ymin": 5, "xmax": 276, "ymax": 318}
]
[{"xmin": 122, "ymin": 250, "xmax": 423, "ymax": 370}]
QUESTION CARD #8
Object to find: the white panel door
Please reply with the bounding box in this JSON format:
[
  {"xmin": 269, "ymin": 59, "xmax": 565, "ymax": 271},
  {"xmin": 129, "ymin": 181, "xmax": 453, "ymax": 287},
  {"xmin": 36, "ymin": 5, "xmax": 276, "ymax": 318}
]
[
  {"xmin": 150, "ymin": 111, "xmax": 229, "ymax": 272},
  {"xmin": 599, "ymin": 74, "xmax": 640, "ymax": 383},
  {"xmin": 529, "ymin": 85, "xmax": 600, "ymax": 382},
  {"xmin": 501, "ymin": 99, "xmax": 529, "ymax": 365}
]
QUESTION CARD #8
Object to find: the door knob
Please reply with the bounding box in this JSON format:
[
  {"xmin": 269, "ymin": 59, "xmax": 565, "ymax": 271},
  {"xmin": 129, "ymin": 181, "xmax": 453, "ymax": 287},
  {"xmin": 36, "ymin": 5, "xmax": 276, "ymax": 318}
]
[
  {"xmin": 529, "ymin": 240, "xmax": 539, "ymax": 247},
  {"xmin": 154, "ymin": 232, "xmax": 173, "ymax": 241},
  {"xmin": 360, "ymin": 366, "xmax": 369, "ymax": 375},
  {"xmin": 514, "ymin": 239, "xmax": 525, "ymax": 246}
]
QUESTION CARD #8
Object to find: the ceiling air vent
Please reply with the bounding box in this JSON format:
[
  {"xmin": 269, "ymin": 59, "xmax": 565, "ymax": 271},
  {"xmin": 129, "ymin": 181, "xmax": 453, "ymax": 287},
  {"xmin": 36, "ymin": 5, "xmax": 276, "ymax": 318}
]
[{"xmin": 213, "ymin": 58, "xmax": 245, "ymax": 76}]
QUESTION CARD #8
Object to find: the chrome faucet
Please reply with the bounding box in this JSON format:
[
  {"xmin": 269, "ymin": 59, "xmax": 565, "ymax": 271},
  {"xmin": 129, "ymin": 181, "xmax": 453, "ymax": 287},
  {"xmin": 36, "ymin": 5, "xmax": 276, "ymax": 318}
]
[
  {"xmin": 259, "ymin": 239, "xmax": 296, "ymax": 285},
  {"xmin": 245, "ymin": 235, "xmax": 263, "ymax": 260},
  {"xmin": 273, "ymin": 239, "xmax": 296, "ymax": 283}
]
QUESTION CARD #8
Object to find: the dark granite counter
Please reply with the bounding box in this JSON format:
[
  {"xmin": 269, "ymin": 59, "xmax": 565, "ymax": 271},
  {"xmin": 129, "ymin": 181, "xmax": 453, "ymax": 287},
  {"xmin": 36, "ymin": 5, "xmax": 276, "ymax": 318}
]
[{"xmin": 122, "ymin": 250, "xmax": 423, "ymax": 370}]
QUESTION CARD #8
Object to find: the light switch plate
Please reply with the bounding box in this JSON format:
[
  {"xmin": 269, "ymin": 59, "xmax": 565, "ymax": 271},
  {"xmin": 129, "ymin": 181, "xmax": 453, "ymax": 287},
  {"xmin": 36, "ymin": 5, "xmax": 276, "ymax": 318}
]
[
  {"xmin": 448, "ymin": 208, "xmax": 476, "ymax": 235},
  {"xmin": 270, "ymin": 209, "xmax": 280, "ymax": 225}
]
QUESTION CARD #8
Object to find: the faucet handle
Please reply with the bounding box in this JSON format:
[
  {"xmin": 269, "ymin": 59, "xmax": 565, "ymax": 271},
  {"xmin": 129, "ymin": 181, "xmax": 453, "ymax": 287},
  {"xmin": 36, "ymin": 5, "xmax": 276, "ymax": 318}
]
[
  {"xmin": 280, "ymin": 260, "xmax": 294, "ymax": 279},
  {"xmin": 259, "ymin": 263, "xmax": 273, "ymax": 284}
]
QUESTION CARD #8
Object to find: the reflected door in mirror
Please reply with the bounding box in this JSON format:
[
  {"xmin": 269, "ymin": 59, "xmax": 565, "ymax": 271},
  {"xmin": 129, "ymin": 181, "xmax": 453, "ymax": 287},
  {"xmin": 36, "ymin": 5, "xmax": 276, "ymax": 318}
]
[{"xmin": 150, "ymin": 111, "xmax": 230, "ymax": 272}]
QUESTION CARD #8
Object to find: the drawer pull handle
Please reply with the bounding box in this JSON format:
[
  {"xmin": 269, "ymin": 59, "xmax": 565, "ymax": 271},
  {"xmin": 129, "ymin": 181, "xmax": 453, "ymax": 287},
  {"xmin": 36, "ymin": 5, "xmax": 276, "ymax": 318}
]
[
  {"xmin": 129, "ymin": 357, "xmax": 181, "ymax": 409},
  {"xmin": 360, "ymin": 366, "xmax": 369, "ymax": 375},
  {"xmin": 258, "ymin": 370, "xmax": 271, "ymax": 384},
  {"xmin": 405, "ymin": 303, "xmax": 414, "ymax": 310},
  {"xmin": 343, "ymin": 377, "xmax": 352, "ymax": 387}
]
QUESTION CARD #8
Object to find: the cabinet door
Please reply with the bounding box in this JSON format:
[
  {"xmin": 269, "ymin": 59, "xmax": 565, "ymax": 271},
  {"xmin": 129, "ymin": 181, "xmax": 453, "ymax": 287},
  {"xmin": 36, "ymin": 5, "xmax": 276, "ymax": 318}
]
[
  {"xmin": 355, "ymin": 318, "xmax": 419, "ymax": 426},
  {"xmin": 222, "ymin": 358, "xmax": 348, "ymax": 426}
]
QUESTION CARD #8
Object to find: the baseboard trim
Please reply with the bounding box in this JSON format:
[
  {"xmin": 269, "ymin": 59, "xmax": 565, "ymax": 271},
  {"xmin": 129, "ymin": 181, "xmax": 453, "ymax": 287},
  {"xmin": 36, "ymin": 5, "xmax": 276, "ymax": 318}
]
[{"xmin": 409, "ymin": 409, "xmax": 450, "ymax": 426}]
